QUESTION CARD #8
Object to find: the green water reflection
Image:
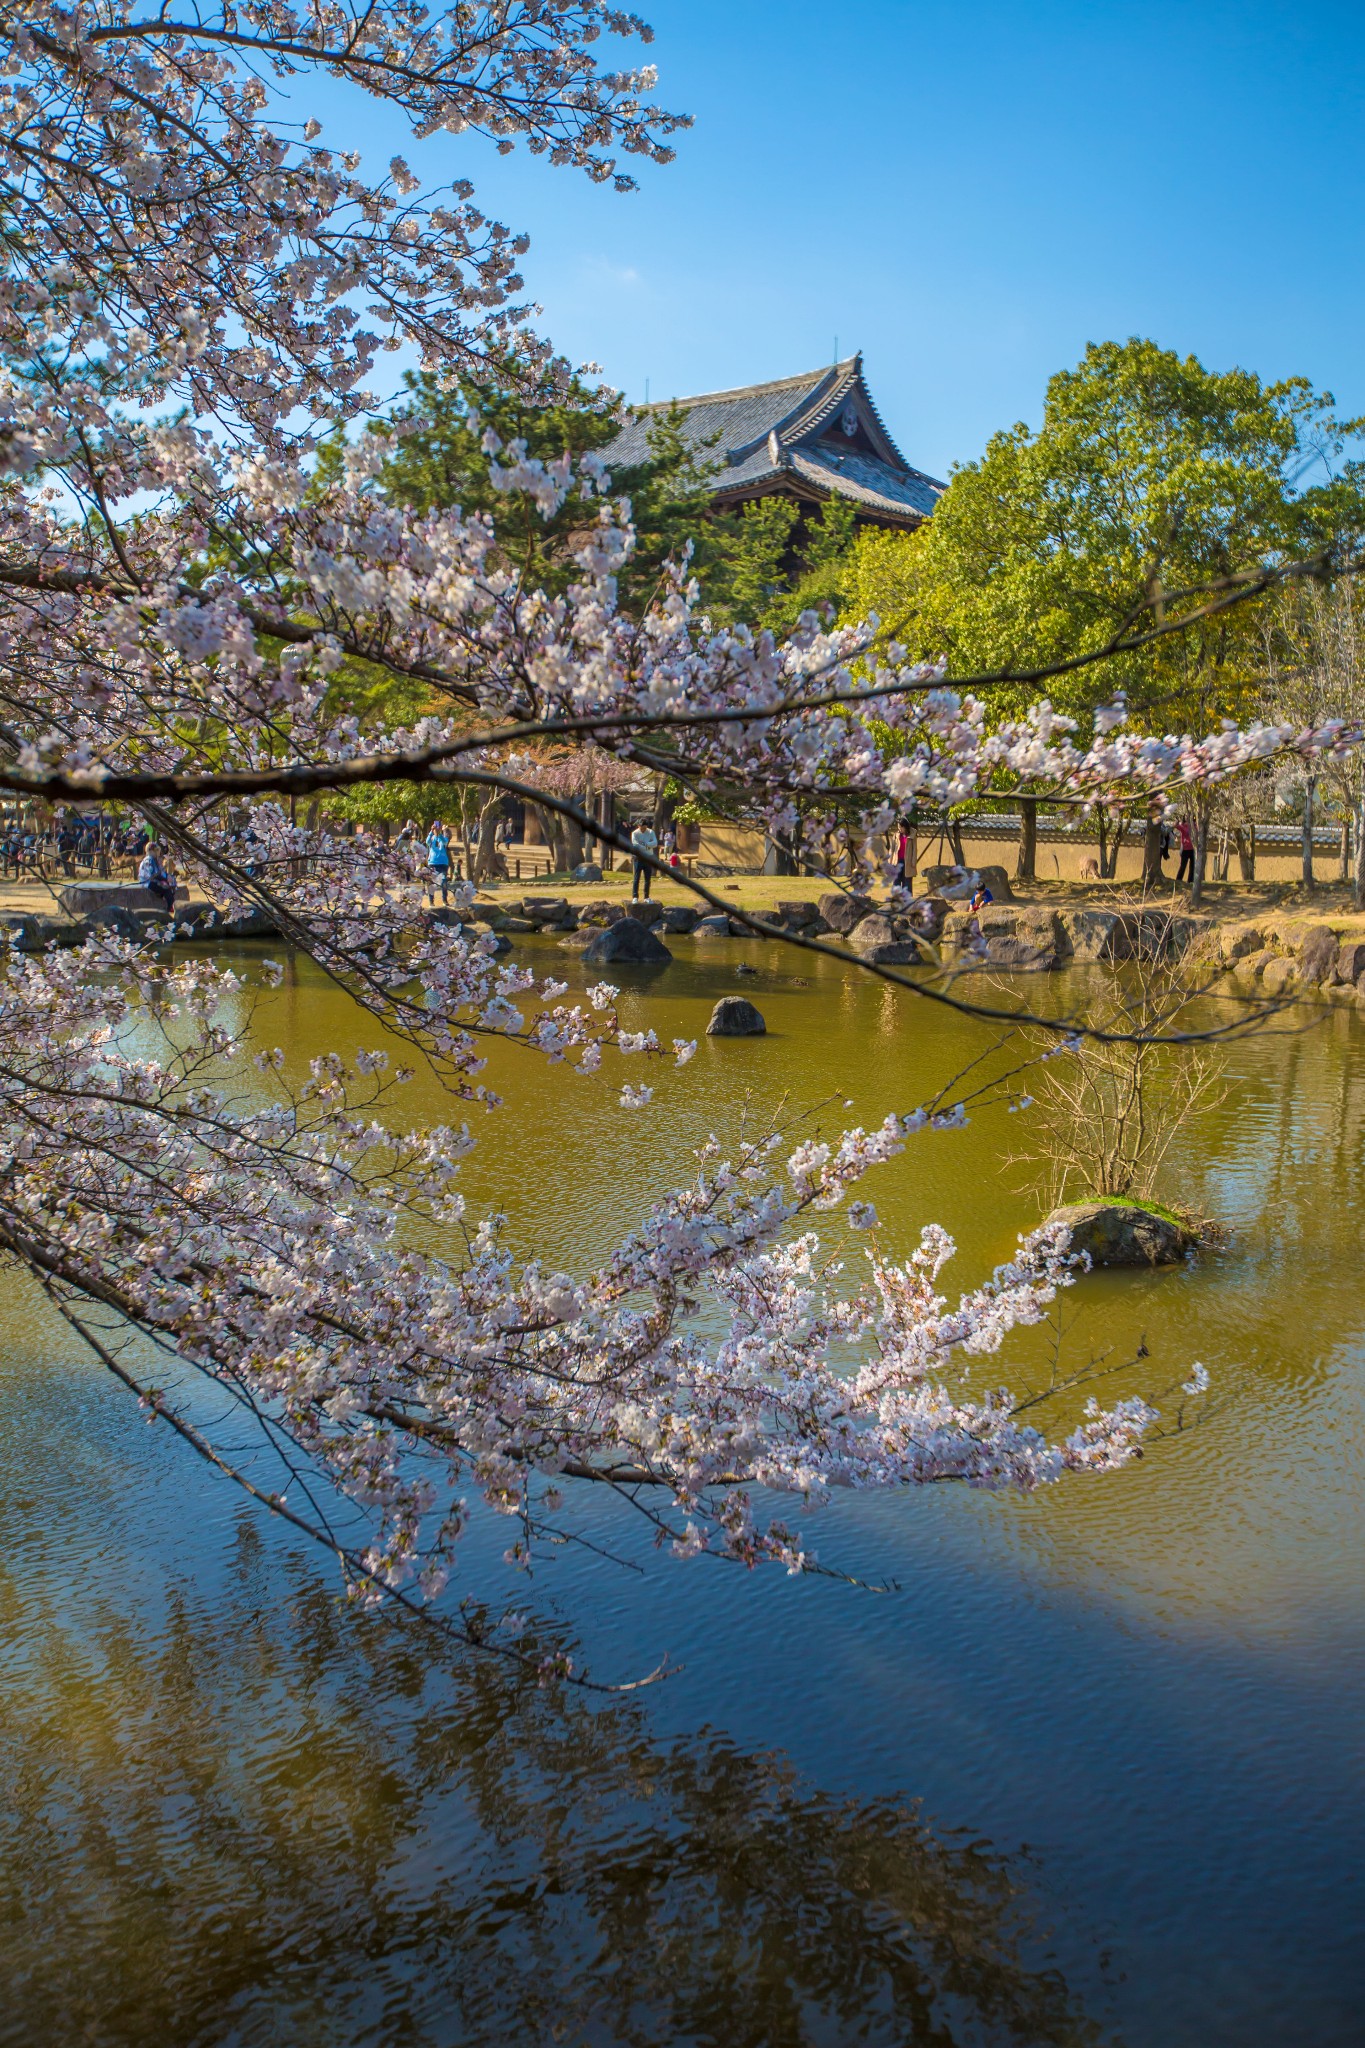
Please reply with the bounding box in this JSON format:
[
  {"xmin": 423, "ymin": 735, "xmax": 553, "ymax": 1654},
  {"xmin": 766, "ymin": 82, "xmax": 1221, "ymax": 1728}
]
[{"xmin": 2, "ymin": 935, "xmax": 1362, "ymax": 2045}]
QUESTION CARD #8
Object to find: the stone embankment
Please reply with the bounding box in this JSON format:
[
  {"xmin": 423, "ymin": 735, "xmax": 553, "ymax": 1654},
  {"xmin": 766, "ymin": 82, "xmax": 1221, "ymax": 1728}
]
[
  {"xmin": 6, "ymin": 880, "xmax": 1365, "ymax": 1005},
  {"xmin": 1191, "ymin": 915, "xmax": 1365, "ymax": 1006}
]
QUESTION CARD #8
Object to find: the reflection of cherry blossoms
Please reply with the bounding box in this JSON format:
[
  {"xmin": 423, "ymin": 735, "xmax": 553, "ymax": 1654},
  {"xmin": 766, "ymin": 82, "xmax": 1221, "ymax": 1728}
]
[{"xmin": 0, "ymin": 937, "xmax": 1152, "ymax": 1610}]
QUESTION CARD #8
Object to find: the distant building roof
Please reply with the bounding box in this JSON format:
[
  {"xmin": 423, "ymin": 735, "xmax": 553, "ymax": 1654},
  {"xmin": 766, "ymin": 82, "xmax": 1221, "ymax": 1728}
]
[{"xmin": 602, "ymin": 355, "xmax": 944, "ymax": 529}]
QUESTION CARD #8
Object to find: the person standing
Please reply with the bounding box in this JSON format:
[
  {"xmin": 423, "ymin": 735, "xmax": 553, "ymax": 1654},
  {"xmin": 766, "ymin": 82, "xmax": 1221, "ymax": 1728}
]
[
  {"xmin": 425, "ymin": 819, "xmax": 452, "ymax": 904},
  {"xmin": 630, "ymin": 818, "xmax": 658, "ymax": 900},
  {"xmin": 1176, "ymin": 817, "xmax": 1195, "ymax": 886}
]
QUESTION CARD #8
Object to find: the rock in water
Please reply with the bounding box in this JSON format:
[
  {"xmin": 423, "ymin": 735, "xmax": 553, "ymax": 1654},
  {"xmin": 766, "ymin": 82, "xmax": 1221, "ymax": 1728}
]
[
  {"xmin": 580, "ymin": 920, "xmax": 673, "ymax": 966},
  {"xmin": 1299, "ymin": 926, "xmax": 1340, "ymax": 983},
  {"xmin": 707, "ymin": 996, "xmax": 766, "ymax": 1036},
  {"xmin": 1047, "ymin": 1200, "xmax": 1193, "ymax": 1268}
]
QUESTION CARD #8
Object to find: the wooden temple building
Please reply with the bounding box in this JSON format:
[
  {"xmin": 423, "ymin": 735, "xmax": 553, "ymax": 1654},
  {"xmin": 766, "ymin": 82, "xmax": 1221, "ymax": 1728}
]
[{"xmin": 602, "ymin": 353, "xmax": 943, "ymax": 532}]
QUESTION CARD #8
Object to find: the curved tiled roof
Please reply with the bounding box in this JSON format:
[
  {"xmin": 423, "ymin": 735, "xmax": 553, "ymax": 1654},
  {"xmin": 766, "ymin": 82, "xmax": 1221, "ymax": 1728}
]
[{"xmin": 602, "ymin": 354, "xmax": 944, "ymax": 528}]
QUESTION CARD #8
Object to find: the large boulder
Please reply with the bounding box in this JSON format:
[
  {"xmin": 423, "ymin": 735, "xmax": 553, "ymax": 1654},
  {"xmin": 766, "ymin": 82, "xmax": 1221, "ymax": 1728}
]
[
  {"xmin": 1299, "ymin": 926, "xmax": 1340, "ymax": 983},
  {"xmin": 467, "ymin": 923, "xmax": 513, "ymax": 955},
  {"xmin": 661, "ymin": 904, "xmax": 699, "ymax": 933},
  {"xmin": 1047, "ymin": 1200, "xmax": 1193, "ymax": 1268},
  {"xmin": 557, "ymin": 927, "xmax": 599, "ymax": 950},
  {"xmin": 846, "ymin": 914, "xmax": 920, "ymax": 965},
  {"xmin": 59, "ymin": 881, "xmax": 189, "ymax": 916},
  {"xmin": 773, "ymin": 899, "xmax": 819, "ymax": 929},
  {"xmin": 80, "ymin": 902, "xmax": 149, "ymax": 939},
  {"xmin": 945, "ymin": 905, "xmax": 1059, "ymax": 971},
  {"xmin": 816, "ymin": 891, "xmax": 875, "ymax": 935},
  {"xmin": 624, "ymin": 899, "xmax": 664, "ymax": 927},
  {"xmin": 576, "ymin": 899, "xmax": 623, "ymax": 927},
  {"xmin": 570, "ymin": 862, "xmax": 603, "ymax": 883},
  {"xmin": 1336, "ymin": 938, "xmax": 1365, "ymax": 986},
  {"xmin": 1124, "ymin": 909, "xmax": 1201, "ymax": 961},
  {"xmin": 0, "ymin": 914, "xmax": 83, "ymax": 951},
  {"xmin": 922, "ymin": 864, "xmax": 1015, "ymax": 904},
  {"xmin": 520, "ymin": 896, "xmax": 571, "ymax": 926},
  {"xmin": 904, "ymin": 895, "xmax": 950, "ymax": 942},
  {"xmin": 1055, "ymin": 907, "xmax": 1128, "ymax": 963},
  {"xmin": 706, "ymin": 995, "xmax": 767, "ymax": 1037},
  {"xmin": 223, "ymin": 907, "xmax": 279, "ymax": 938},
  {"xmin": 692, "ymin": 914, "xmax": 732, "ymax": 937},
  {"xmin": 580, "ymin": 919, "xmax": 673, "ymax": 966},
  {"xmin": 1222, "ymin": 924, "xmax": 1266, "ymax": 965}
]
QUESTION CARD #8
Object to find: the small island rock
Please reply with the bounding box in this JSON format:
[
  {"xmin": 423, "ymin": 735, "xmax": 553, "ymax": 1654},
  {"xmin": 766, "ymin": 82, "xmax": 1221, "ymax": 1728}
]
[
  {"xmin": 707, "ymin": 996, "xmax": 766, "ymax": 1036},
  {"xmin": 1047, "ymin": 1200, "xmax": 1193, "ymax": 1268},
  {"xmin": 580, "ymin": 919, "xmax": 673, "ymax": 966}
]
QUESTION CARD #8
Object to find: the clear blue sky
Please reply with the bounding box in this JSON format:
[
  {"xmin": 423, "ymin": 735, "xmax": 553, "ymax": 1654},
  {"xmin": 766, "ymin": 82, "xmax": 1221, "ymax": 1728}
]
[{"xmin": 319, "ymin": 0, "xmax": 1365, "ymax": 479}]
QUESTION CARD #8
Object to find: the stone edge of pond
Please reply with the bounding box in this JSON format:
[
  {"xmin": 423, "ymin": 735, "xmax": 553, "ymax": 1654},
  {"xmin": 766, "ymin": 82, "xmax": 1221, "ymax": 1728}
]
[{"xmin": 5, "ymin": 897, "xmax": 1365, "ymax": 1002}]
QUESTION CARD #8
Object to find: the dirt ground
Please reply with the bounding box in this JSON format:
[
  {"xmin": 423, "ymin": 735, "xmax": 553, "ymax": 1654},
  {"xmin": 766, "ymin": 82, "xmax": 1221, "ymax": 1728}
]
[{"xmin": 7, "ymin": 864, "xmax": 1365, "ymax": 937}]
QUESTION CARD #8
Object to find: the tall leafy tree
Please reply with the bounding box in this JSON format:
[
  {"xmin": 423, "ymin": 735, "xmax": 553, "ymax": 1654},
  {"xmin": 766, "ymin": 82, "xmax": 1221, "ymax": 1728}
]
[
  {"xmin": 377, "ymin": 364, "xmax": 720, "ymax": 615},
  {"xmin": 849, "ymin": 338, "xmax": 1363, "ymax": 892}
]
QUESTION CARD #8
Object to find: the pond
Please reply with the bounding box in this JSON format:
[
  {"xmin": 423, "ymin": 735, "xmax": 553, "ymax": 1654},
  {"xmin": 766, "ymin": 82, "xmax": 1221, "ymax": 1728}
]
[{"xmin": 2, "ymin": 934, "xmax": 1363, "ymax": 2047}]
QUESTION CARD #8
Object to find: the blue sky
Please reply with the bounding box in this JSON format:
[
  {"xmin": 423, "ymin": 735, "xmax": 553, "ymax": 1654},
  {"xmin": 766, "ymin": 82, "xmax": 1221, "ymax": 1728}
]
[{"xmin": 315, "ymin": 0, "xmax": 1365, "ymax": 479}]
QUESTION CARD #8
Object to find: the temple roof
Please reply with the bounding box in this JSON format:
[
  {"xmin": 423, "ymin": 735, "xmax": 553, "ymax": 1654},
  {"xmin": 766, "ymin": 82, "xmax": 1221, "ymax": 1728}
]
[{"xmin": 602, "ymin": 355, "xmax": 944, "ymax": 527}]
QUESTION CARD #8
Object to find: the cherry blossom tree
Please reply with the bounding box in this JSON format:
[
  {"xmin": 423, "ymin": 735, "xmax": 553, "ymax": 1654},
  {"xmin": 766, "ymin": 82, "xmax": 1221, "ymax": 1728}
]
[{"xmin": 1, "ymin": 1, "xmax": 1362, "ymax": 1681}]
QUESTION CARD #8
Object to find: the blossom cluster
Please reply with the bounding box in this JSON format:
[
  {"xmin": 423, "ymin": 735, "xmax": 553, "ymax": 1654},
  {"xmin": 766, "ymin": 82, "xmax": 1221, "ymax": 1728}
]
[
  {"xmin": 0, "ymin": 937, "xmax": 1156, "ymax": 1600},
  {"xmin": 0, "ymin": 0, "xmax": 1242, "ymax": 1625}
]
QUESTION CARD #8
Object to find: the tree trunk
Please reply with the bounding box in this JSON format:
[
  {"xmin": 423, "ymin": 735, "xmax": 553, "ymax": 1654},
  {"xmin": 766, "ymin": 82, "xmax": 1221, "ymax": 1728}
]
[
  {"xmin": 1301, "ymin": 777, "xmax": 1316, "ymax": 891},
  {"xmin": 1340, "ymin": 817, "xmax": 1350, "ymax": 885},
  {"xmin": 948, "ymin": 816, "xmax": 966, "ymax": 866},
  {"xmin": 1142, "ymin": 815, "xmax": 1164, "ymax": 886},
  {"xmin": 1015, "ymin": 797, "xmax": 1037, "ymax": 881},
  {"xmin": 1102, "ymin": 813, "xmax": 1129, "ymax": 879},
  {"xmin": 1233, "ymin": 823, "xmax": 1256, "ymax": 881},
  {"xmin": 544, "ymin": 809, "xmax": 585, "ymax": 875},
  {"xmin": 473, "ymin": 800, "xmax": 507, "ymax": 883},
  {"xmin": 1190, "ymin": 804, "xmax": 1210, "ymax": 908},
  {"xmin": 764, "ymin": 831, "xmax": 799, "ymax": 877},
  {"xmin": 1354, "ymin": 792, "xmax": 1365, "ymax": 912},
  {"xmin": 653, "ymin": 777, "xmax": 676, "ymax": 838}
]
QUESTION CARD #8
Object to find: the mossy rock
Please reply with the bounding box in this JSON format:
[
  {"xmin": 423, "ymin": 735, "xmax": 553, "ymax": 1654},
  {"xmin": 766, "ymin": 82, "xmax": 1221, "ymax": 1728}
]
[{"xmin": 1047, "ymin": 1199, "xmax": 1193, "ymax": 1268}]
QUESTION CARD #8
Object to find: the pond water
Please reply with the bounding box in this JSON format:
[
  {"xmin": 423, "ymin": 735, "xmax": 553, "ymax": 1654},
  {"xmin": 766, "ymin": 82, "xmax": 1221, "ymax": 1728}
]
[{"xmin": 2, "ymin": 934, "xmax": 1363, "ymax": 2047}]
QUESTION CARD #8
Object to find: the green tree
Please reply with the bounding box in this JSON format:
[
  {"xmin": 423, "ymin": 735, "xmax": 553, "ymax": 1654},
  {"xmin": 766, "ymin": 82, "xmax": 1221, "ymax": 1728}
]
[
  {"xmin": 849, "ymin": 337, "xmax": 1363, "ymax": 895},
  {"xmin": 705, "ymin": 493, "xmax": 860, "ymax": 632},
  {"xmin": 376, "ymin": 362, "xmax": 720, "ymax": 616}
]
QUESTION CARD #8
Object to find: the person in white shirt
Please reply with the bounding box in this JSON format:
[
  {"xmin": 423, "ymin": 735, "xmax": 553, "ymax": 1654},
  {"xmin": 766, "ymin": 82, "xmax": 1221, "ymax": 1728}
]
[{"xmin": 630, "ymin": 821, "xmax": 658, "ymax": 901}]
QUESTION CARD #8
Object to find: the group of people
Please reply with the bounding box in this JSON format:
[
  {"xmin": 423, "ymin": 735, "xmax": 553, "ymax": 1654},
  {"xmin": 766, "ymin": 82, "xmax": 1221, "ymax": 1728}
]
[
  {"xmin": 1, "ymin": 811, "xmax": 152, "ymax": 881},
  {"xmin": 410, "ymin": 814, "xmax": 682, "ymax": 904}
]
